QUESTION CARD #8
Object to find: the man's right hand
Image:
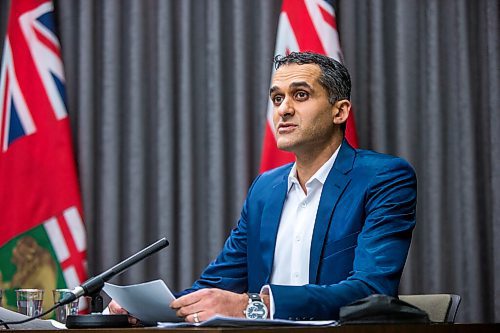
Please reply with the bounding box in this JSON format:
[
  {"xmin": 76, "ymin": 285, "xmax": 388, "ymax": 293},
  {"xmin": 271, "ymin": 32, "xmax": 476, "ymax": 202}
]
[{"xmin": 108, "ymin": 300, "xmax": 139, "ymax": 325}]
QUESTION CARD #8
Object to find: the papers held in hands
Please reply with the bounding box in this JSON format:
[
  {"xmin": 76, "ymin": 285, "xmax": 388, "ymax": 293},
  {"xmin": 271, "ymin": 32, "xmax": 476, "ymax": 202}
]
[
  {"xmin": 102, "ymin": 280, "xmax": 339, "ymax": 327},
  {"xmin": 102, "ymin": 280, "xmax": 182, "ymax": 325}
]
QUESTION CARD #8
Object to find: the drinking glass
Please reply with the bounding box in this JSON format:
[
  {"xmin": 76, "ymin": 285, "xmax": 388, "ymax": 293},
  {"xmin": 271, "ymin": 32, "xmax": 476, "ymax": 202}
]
[
  {"xmin": 16, "ymin": 289, "xmax": 44, "ymax": 317},
  {"xmin": 53, "ymin": 289, "xmax": 79, "ymax": 323}
]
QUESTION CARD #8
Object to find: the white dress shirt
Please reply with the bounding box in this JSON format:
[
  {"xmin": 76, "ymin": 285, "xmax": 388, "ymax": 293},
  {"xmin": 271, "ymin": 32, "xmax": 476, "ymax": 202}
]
[
  {"xmin": 270, "ymin": 145, "xmax": 341, "ymax": 285},
  {"xmin": 262, "ymin": 145, "xmax": 341, "ymax": 317}
]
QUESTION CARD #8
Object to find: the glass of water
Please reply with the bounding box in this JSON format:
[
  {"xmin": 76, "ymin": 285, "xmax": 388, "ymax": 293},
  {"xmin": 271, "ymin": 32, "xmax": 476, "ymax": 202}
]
[
  {"xmin": 16, "ymin": 289, "xmax": 44, "ymax": 317},
  {"xmin": 53, "ymin": 289, "xmax": 79, "ymax": 323}
]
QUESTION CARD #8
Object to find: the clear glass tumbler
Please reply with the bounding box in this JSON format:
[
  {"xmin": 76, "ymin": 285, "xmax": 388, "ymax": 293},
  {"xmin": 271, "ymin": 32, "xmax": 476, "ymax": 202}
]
[
  {"xmin": 52, "ymin": 289, "xmax": 79, "ymax": 323},
  {"xmin": 16, "ymin": 289, "xmax": 44, "ymax": 317}
]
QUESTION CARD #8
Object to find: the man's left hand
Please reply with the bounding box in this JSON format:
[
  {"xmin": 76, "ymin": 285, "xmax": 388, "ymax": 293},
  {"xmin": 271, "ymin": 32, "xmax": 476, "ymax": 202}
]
[{"xmin": 170, "ymin": 288, "xmax": 248, "ymax": 323}]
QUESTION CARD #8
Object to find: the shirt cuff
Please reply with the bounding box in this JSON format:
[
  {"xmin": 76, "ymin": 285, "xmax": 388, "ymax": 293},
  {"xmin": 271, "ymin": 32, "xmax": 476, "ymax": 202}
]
[{"xmin": 260, "ymin": 285, "xmax": 275, "ymax": 319}]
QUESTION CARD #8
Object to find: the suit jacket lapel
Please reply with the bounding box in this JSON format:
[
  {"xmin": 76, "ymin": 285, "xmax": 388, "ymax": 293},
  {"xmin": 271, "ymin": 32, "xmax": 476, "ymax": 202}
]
[
  {"xmin": 259, "ymin": 171, "xmax": 289, "ymax": 284},
  {"xmin": 309, "ymin": 140, "xmax": 356, "ymax": 283}
]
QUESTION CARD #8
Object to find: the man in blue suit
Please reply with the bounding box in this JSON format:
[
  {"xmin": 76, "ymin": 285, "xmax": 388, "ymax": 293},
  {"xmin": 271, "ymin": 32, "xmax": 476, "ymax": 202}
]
[{"xmin": 112, "ymin": 52, "xmax": 417, "ymax": 323}]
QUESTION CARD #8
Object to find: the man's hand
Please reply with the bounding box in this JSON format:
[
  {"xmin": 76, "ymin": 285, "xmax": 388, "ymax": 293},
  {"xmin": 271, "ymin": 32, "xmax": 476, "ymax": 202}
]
[
  {"xmin": 170, "ymin": 289, "xmax": 248, "ymax": 323},
  {"xmin": 108, "ymin": 300, "xmax": 139, "ymax": 325}
]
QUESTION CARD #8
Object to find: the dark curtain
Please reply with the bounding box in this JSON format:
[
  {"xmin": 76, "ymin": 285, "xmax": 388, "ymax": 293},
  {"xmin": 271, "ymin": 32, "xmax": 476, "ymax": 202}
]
[
  {"xmin": 0, "ymin": 0, "xmax": 498, "ymax": 323},
  {"xmin": 338, "ymin": 0, "xmax": 500, "ymax": 323}
]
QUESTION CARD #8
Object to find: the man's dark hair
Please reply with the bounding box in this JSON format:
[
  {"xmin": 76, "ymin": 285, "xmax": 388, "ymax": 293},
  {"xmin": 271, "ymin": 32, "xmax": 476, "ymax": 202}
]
[{"xmin": 274, "ymin": 52, "xmax": 351, "ymax": 131}]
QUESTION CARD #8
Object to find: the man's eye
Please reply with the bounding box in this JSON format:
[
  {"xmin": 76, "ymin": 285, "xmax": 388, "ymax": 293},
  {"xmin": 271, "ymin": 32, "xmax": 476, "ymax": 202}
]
[
  {"xmin": 295, "ymin": 91, "xmax": 309, "ymax": 100},
  {"xmin": 272, "ymin": 96, "xmax": 283, "ymax": 105}
]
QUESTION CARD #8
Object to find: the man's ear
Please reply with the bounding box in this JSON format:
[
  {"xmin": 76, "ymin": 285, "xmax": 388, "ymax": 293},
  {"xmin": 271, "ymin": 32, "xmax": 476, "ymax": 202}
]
[{"xmin": 333, "ymin": 99, "xmax": 351, "ymax": 125}]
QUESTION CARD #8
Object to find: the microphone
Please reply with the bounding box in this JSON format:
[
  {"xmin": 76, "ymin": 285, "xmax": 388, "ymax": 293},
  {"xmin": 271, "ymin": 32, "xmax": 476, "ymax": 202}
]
[{"xmin": 60, "ymin": 237, "xmax": 169, "ymax": 306}]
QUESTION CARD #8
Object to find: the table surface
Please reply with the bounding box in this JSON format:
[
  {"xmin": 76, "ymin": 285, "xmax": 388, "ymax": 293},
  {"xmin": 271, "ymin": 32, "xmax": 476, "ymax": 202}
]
[{"xmin": 4, "ymin": 323, "xmax": 499, "ymax": 333}]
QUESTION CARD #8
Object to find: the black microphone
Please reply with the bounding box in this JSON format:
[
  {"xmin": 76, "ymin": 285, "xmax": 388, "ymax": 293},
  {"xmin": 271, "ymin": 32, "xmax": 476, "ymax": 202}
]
[{"xmin": 60, "ymin": 237, "xmax": 169, "ymax": 306}]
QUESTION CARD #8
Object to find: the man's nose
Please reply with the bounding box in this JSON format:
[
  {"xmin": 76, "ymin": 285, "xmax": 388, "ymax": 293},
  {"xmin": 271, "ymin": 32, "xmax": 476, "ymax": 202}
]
[{"xmin": 277, "ymin": 98, "xmax": 294, "ymax": 118}]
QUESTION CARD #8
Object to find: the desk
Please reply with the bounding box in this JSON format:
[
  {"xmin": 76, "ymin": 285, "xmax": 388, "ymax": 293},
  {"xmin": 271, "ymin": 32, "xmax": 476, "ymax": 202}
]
[{"xmin": 8, "ymin": 323, "xmax": 499, "ymax": 333}]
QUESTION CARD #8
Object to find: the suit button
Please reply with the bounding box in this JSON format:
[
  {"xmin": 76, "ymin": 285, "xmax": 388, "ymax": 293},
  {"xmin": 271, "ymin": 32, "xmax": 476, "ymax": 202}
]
[{"xmin": 288, "ymin": 317, "xmax": 293, "ymax": 320}]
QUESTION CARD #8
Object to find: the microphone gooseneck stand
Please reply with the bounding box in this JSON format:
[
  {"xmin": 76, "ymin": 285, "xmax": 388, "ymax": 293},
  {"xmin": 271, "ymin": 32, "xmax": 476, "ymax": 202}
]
[
  {"xmin": 65, "ymin": 285, "xmax": 129, "ymax": 328},
  {"xmin": 65, "ymin": 237, "xmax": 169, "ymax": 328}
]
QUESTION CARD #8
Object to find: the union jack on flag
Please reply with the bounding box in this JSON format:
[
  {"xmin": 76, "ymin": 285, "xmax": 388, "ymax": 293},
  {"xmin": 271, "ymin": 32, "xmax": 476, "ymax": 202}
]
[
  {"xmin": 260, "ymin": 0, "xmax": 359, "ymax": 172},
  {"xmin": 0, "ymin": 0, "xmax": 88, "ymax": 313},
  {"xmin": 1, "ymin": 1, "xmax": 67, "ymax": 151}
]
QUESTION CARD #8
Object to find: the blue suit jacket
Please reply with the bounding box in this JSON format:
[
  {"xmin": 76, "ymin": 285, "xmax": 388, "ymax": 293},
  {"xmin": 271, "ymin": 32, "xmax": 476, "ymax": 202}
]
[{"xmin": 186, "ymin": 140, "xmax": 417, "ymax": 320}]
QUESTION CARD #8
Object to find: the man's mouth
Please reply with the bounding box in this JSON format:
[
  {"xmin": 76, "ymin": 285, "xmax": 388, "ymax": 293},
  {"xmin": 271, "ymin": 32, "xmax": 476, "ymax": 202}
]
[{"xmin": 277, "ymin": 123, "xmax": 298, "ymax": 134}]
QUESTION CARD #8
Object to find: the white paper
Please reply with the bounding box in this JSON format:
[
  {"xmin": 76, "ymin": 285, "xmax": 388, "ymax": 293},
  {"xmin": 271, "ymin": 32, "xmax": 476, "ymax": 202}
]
[
  {"xmin": 0, "ymin": 306, "xmax": 66, "ymax": 329},
  {"xmin": 102, "ymin": 280, "xmax": 182, "ymax": 324},
  {"xmin": 158, "ymin": 314, "xmax": 338, "ymax": 328}
]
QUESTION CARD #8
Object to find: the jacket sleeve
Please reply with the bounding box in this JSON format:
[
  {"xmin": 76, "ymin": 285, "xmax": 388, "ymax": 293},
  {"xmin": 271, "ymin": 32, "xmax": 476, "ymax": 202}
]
[{"xmin": 270, "ymin": 158, "xmax": 417, "ymax": 320}]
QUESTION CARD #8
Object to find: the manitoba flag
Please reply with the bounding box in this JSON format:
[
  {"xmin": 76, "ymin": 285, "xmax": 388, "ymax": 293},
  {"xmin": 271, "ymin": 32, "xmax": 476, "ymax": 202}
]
[
  {"xmin": 0, "ymin": 0, "xmax": 87, "ymax": 313},
  {"xmin": 260, "ymin": 0, "xmax": 358, "ymax": 172}
]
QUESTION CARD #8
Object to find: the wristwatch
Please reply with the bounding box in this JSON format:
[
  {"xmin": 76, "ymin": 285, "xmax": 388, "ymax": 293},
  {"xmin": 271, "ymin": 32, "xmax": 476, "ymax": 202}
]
[{"xmin": 244, "ymin": 293, "xmax": 268, "ymax": 319}]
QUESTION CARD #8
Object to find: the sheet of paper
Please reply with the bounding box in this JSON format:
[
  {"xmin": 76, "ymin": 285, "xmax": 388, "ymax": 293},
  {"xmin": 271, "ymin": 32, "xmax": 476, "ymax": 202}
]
[
  {"xmin": 102, "ymin": 279, "xmax": 182, "ymax": 324},
  {"xmin": 158, "ymin": 314, "xmax": 338, "ymax": 328},
  {"xmin": 0, "ymin": 306, "xmax": 66, "ymax": 329}
]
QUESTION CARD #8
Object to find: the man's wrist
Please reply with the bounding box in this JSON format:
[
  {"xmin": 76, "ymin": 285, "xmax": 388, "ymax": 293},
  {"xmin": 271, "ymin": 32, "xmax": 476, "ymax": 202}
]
[
  {"xmin": 260, "ymin": 293, "xmax": 270, "ymax": 318},
  {"xmin": 241, "ymin": 293, "xmax": 250, "ymax": 317},
  {"xmin": 243, "ymin": 292, "xmax": 269, "ymax": 319}
]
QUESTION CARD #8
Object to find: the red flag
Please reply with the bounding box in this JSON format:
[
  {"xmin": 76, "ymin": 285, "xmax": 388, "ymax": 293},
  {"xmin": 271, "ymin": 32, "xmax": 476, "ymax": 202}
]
[
  {"xmin": 0, "ymin": 0, "xmax": 87, "ymax": 312},
  {"xmin": 260, "ymin": 0, "xmax": 358, "ymax": 172}
]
